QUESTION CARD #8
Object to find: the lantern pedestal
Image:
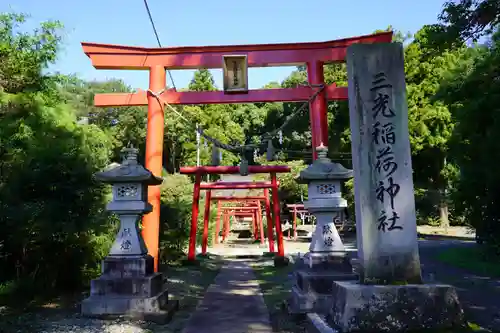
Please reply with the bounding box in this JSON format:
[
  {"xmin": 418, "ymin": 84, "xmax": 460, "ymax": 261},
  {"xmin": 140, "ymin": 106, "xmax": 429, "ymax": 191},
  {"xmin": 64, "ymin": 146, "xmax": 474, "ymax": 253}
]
[
  {"xmin": 288, "ymin": 146, "xmax": 357, "ymax": 316},
  {"xmin": 81, "ymin": 147, "xmax": 178, "ymax": 323},
  {"xmin": 81, "ymin": 254, "xmax": 177, "ymax": 322}
]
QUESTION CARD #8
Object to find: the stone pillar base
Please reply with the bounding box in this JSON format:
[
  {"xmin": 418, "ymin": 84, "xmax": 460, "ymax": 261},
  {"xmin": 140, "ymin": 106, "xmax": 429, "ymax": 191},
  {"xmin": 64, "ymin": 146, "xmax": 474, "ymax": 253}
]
[
  {"xmin": 300, "ymin": 251, "xmax": 353, "ymax": 271},
  {"xmin": 288, "ymin": 251, "xmax": 357, "ymax": 315},
  {"xmin": 328, "ymin": 281, "xmax": 466, "ymax": 332},
  {"xmin": 81, "ymin": 254, "xmax": 178, "ymax": 323},
  {"xmin": 289, "ymin": 271, "xmax": 357, "ymax": 315},
  {"xmin": 81, "ymin": 289, "xmax": 173, "ymax": 314}
]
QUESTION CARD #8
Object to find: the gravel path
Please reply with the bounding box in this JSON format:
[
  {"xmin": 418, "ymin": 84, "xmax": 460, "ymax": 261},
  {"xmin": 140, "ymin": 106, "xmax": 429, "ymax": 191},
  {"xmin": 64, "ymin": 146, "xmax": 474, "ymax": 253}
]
[
  {"xmin": 36, "ymin": 318, "xmax": 151, "ymax": 333},
  {"xmin": 1, "ymin": 313, "xmax": 158, "ymax": 333}
]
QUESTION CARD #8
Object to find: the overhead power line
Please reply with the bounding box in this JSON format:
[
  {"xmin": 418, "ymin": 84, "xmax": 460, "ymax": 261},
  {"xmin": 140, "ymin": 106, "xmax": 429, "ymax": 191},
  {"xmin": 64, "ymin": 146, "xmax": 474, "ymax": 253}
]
[{"xmin": 142, "ymin": 0, "xmax": 177, "ymax": 90}]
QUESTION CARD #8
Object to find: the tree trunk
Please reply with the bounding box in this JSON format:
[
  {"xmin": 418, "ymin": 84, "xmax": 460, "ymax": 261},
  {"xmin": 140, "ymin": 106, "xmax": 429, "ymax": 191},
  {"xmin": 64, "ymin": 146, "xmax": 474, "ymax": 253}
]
[{"xmin": 439, "ymin": 195, "xmax": 450, "ymax": 231}]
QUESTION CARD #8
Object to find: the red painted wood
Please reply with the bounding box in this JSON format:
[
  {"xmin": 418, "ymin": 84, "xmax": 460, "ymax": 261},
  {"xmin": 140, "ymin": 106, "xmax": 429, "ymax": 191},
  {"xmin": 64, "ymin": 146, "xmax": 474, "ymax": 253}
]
[
  {"xmin": 272, "ymin": 173, "xmax": 285, "ymax": 257},
  {"xmin": 200, "ymin": 181, "xmax": 274, "ymax": 190},
  {"xmin": 82, "ymin": 32, "xmax": 393, "ymax": 70},
  {"xmin": 286, "ymin": 204, "xmax": 305, "ymax": 208},
  {"xmin": 307, "ymin": 61, "xmax": 328, "ymax": 160},
  {"xmin": 142, "ymin": 65, "xmax": 165, "ymax": 272},
  {"xmin": 264, "ymin": 189, "xmax": 275, "ymax": 253},
  {"xmin": 201, "ymin": 191, "xmax": 212, "ymax": 254},
  {"xmin": 214, "ymin": 200, "xmax": 221, "ymax": 245},
  {"xmin": 187, "ymin": 173, "xmax": 202, "ymax": 261},
  {"xmin": 257, "ymin": 201, "xmax": 265, "ymax": 245},
  {"xmin": 212, "ymin": 196, "xmax": 266, "ymax": 200},
  {"xmin": 293, "ymin": 208, "xmax": 298, "ymax": 241},
  {"xmin": 213, "ymin": 197, "xmax": 266, "ymax": 200},
  {"xmin": 94, "ymin": 85, "xmax": 347, "ymax": 106},
  {"xmin": 253, "ymin": 211, "xmax": 258, "ymax": 241},
  {"xmin": 180, "ymin": 165, "xmax": 290, "ymax": 175}
]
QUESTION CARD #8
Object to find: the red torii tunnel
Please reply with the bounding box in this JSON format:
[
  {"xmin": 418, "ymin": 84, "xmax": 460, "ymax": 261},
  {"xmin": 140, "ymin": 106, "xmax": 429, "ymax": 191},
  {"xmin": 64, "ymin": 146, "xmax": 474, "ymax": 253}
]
[
  {"xmin": 180, "ymin": 165, "xmax": 290, "ymax": 261},
  {"xmin": 218, "ymin": 202, "xmax": 264, "ymax": 246},
  {"xmin": 81, "ymin": 31, "xmax": 392, "ymax": 271},
  {"xmin": 212, "ymin": 195, "xmax": 273, "ymax": 250},
  {"xmin": 209, "ymin": 196, "xmax": 266, "ymax": 252}
]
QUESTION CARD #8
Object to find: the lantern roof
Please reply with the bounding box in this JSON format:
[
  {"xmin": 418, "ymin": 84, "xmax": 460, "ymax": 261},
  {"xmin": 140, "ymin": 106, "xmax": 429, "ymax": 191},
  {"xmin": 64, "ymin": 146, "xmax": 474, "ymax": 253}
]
[
  {"xmin": 297, "ymin": 144, "xmax": 353, "ymax": 183},
  {"xmin": 95, "ymin": 146, "xmax": 163, "ymax": 185}
]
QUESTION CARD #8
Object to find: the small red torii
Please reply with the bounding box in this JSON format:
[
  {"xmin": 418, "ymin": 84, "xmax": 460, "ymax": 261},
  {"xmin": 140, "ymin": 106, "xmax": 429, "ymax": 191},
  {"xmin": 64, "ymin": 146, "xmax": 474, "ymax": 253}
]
[
  {"xmin": 286, "ymin": 203, "xmax": 308, "ymax": 240},
  {"xmin": 180, "ymin": 165, "xmax": 290, "ymax": 261}
]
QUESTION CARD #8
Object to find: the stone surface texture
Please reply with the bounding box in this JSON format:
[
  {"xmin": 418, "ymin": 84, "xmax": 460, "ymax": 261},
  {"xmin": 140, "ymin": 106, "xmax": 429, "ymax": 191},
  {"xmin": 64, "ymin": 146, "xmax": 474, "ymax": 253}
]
[
  {"xmin": 289, "ymin": 253, "xmax": 357, "ymax": 315},
  {"xmin": 347, "ymin": 42, "xmax": 422, "ymax": 284},
  {"xmin": 328, "ymin": 280, "xmax": 466, "ymax": 332},
  {"xmin": 306, "ymin": 313, "xmax": 337, "ymax": 333},
  {"xmin": 181, "ymin": 260, "xmax": 272, "ymax": 333},
  {"xmin": 81, "ymin": 254, "xmax": 175, "ymax": 321}
]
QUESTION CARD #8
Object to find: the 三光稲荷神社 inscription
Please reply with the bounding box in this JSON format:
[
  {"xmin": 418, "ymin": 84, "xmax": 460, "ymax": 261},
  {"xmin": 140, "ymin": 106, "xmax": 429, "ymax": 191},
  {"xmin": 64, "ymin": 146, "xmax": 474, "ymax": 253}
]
[{"xmin": 370, "ymin": 72, "xmax": 402, "ymax": 232}]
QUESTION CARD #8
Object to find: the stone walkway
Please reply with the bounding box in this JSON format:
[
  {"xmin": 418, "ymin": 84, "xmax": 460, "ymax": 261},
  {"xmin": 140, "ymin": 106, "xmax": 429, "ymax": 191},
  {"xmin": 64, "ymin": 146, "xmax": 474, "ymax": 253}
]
[{"xmin": 181, "ymin": 259, "xmax": 272, "ymax": 333}]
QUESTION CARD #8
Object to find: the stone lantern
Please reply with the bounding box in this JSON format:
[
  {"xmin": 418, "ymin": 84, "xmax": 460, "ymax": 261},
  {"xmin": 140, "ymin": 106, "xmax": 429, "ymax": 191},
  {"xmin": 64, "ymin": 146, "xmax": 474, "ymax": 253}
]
[
  {"xmin": 81, "ymin": 146, "xmax": 177, "ymax": 322},
  {"xmin": 299, "ymin": 145, "xmax": 353, "ymax": 264},
  {"xmin": 289, "ymin": 145, "xmax": 357, "ymax": 315}
]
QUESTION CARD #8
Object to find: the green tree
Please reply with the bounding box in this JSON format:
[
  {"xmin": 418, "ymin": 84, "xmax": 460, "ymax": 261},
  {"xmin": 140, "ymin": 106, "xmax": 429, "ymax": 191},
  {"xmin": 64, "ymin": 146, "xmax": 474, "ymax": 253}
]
[
  {"xmin": 59, "ymin": 78, "xmax": 148, "ymax": 162},
  {"xmin": 404, "ymin": 25, "xmax": 474, "ymax": 227},
  {"xmin": 0, "ymin": 91, "xmax": 114, "ymax": 293},
  {"xmin": 436, "ymin": 32, "xmax": 499, "ymax": 246},
  {"xmin": 0, "ymin": 13, "xmax": 62, "ymax": 94},
  {"xmin": 0, "ymin": 12, "xmax": 114, "ymax": 297},
  {"xmin": 438, "ymin": 0, "xmax": 500, "ymax": 43}
]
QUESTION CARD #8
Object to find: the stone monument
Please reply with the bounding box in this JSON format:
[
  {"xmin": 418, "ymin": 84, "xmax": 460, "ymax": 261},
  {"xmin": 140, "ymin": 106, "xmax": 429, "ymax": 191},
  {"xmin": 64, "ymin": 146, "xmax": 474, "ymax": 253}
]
[
  {"xmin": 81, "ymin": 147, "xmax": 177, "ymax": 322},
  {"xmin": 289, "ymin": 145, "xmax": 357, "ymax": 315},
  {"xmin": 326, "ymin": 42, "xmax": 465, "ymax": 332}
]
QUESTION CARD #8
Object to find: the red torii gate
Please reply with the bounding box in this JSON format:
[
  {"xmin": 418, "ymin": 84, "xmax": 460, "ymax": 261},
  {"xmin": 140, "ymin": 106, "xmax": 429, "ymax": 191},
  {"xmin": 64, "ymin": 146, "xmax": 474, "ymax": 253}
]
[
  {"xmin": 180, "ymin": 165, "xmax": 290, "ymax": 261},
  {"xmin": 286, "ymin": 203, "xmax": 308, "ymax": 240},
  {"xmin": 81, "ymin": 31, "xmax": 392, "ymax": 271}
]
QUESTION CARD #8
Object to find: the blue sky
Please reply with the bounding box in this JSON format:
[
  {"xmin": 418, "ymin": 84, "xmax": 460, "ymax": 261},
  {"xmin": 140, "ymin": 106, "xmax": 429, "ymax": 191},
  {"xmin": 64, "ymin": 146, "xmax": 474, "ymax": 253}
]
[{"xmin": 3, "ymin": 0, "xmax": 445, "ymax": 90}]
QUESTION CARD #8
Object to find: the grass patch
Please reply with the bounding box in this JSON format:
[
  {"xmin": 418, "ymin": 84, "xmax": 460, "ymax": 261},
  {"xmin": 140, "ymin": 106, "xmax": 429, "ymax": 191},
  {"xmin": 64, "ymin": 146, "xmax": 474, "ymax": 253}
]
[
  {"xmin": 252, "ymin": 261, "xmax": 293, "ymax": 309},
  {"xmin": 436, "ymin": 246, "xmax": 500, "ymax": 278},
  {"xmin": 252, "ymin": 261, "xmax": 306, "ymax": 333},
  {"xmin": 467, "ymin": 321, "xmax": 484, "ymax": 331}
]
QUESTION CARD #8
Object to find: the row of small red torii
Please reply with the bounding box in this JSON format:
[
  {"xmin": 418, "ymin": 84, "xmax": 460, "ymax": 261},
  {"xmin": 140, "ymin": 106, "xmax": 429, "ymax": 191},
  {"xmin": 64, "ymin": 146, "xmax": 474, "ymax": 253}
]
[
  {"xmin": 218, "ymin": 201, "xmax": 264, "ymax": 244},
  {"xmin": 81, "ymin": 31, "xmax": 393, "ymax": 271},
  {"xmin": 179, "ymin": 165, "xmax": 290, "ymax": 261}
]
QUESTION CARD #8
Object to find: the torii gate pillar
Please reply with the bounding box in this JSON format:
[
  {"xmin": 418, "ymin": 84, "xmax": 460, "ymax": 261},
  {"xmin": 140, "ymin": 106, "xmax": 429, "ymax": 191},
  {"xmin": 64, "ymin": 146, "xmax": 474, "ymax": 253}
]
[
  {"xmin": 307, "ymin": 61, "xmax": 328, "ymax": 160},
  {"xmin": 142, "ymin": 65, "xmax": 166, "ymax": 272}
]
